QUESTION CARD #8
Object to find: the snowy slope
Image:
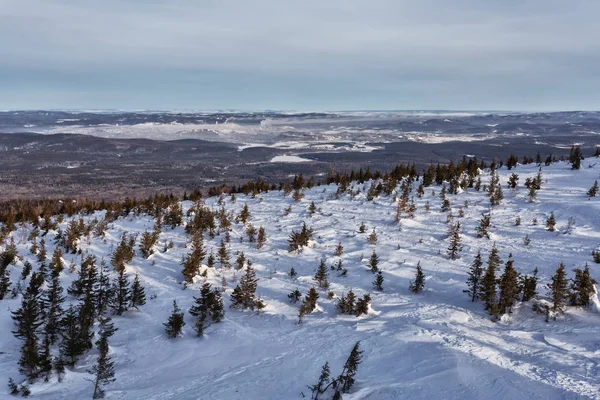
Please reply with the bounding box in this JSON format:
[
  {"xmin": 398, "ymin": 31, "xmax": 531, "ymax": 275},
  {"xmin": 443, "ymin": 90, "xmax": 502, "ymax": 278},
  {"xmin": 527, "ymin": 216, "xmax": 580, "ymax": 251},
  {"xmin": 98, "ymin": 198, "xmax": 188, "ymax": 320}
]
[{"xmin": 1, "ymin": 159, "xmax": 600, "ymax": 399}]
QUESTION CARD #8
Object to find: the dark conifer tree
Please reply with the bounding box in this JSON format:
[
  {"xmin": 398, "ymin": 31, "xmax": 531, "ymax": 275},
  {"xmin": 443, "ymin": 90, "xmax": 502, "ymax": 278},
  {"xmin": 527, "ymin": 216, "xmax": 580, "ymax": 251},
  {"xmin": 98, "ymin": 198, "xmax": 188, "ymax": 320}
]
[
  {"xmin": 230, "ymin": 264, "xmax": 264, "ymax": 310},
  {"xmin": 314, "ymin": 259, "xmax": 330, "ymax": 289},
  {"xmin": 110, "ymin": 271, "xmax": 131, "ymax": 316},
  {"xmin": 367, "ymin": 250, "xmax": 379, "ymax": 273},
  {"xmin": 256, "ymin": 226, "xmax": 267, "ymax": 249},
  {"xmin": 308, "ymin": 362, "xmax": 331, "ymax": 399},
  {"xmin": 547, "ymin": 263, "xmax": 569, "ymax": 313},
  {"xmin": 520, "ymin": 268, "xmax": 538, "ymax": 302},
  {"xmin": 287, "ymin": 289, "xmax": 302, "ymax": 303},
  {"xmin": 217, "ymin": 239, "xmax": 230, "ymax": 268},
  {"xmin": 570, "ymin": 264, "xmax": 597, "ymax": 307},
  {"xmin": 182, "ymin": 233, "xmax": 205, "ymax": 283},
  {"xmin": 0, "ymin": 261, "xmax": 11, "ymax": 300},
  {"xmin": 336, "ymin": 341, "xmax": 363, "ymax": 394},
  {"xmin": 95, "ymin": 261, "xmax": 113, "ymax": 318},
  {"xmin": 60, "ymin": 305, "xmax": 86, "ymax": 367},
  {"xmin": 497, "ymin": 259, "xmax": 520, "ymax": 314},
  {"xmin": 409, "ymin": 262, "xmax": 425, "ymax": 293},
  {"xmin": 479, "ymin": 245, "xmax": 502, "ymax": 318},
  {"xmin": 88, "ymin": 315, "xmax": 117, "ymax": 399},
  {"xmin": 298, "ymin": 287, "xmax": 319, "ymax": 323},
  {"xmin": 373, "ymin": 271, "xmax": 384, "ymax": 291},
  {"xmin": 130, "ymin": 273, "xmax": 146, "ymax": 309},
  {"xmin": 447, "ymin": 222, "xmax": 462, "ymax": 260},
  {"xmin": 475, "ymin": 214, "xmax": 491, "ymax": 239},
  {"xmin": 164, "ymin": 300, "xmax": 185, "ymax": 338},
  {"xmin": 546, "ymin": 212, "xmax": 556, "ymax": 232},
  {"xmin": 189, "ymin": 282, "xmax": 224, "ymax": 336},
  {"xmin": 334, "ymin": 241, "xmax": 344, "ymax": 257},
  {"xmin": 464, "ymin": 251, "xmax": 484, "ymax": 302},
  {"xmin": 42, "ymin": 268, "xmax": 65, "ymax": 345},
  {"xmin": 588, "ymin": 180, "xmax": 599, "ymax": 197},
  {"xmin": 11, "ymin": 272, "xmax": 44, "ymax": 382},
  {"xmin": 354, "ymin": 294, "xmax": 371, "ymax": 316}
]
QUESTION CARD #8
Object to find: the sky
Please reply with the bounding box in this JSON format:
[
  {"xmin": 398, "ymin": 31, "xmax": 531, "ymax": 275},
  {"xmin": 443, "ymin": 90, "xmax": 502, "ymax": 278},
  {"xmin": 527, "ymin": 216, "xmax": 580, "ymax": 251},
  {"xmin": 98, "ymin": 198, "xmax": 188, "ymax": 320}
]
[{"xmin": 1, "ymin": 0, "xmax": 599, "ymax": 111}]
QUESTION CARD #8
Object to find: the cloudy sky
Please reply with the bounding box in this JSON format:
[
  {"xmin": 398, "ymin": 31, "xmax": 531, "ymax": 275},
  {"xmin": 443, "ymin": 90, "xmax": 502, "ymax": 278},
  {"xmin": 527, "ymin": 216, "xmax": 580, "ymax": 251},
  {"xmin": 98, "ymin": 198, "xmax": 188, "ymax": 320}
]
[{"xmin": 1, "ymin": 0, "xmax": 599, "ymax": 111}]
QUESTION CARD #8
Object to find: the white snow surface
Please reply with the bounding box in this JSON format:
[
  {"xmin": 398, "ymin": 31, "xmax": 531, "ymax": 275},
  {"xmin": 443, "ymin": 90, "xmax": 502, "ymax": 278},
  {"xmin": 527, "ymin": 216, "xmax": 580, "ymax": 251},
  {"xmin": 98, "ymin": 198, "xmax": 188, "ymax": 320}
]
[
  {"xmin": 1, "ymin": 160, "xmax": 600, "ymax": 399},
  {"xmin": 270, "ymin": 155, "xmax": 313, "ymax": 163}
]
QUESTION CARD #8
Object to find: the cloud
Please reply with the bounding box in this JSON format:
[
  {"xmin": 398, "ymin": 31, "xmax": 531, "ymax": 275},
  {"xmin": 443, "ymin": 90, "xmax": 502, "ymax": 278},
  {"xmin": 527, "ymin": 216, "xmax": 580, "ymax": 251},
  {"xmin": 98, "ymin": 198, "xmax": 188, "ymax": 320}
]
[{"xmin": 1, "ymin": 0, "xmax": 599, "ymax": 110}]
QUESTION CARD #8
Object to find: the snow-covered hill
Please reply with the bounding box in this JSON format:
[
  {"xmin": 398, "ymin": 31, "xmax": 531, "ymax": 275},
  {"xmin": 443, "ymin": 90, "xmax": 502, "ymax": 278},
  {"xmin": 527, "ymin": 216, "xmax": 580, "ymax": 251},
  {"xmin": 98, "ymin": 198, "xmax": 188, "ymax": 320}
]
[{"xmin": 1, "ymin": 159, "xmax": 600, "ymax": 399}]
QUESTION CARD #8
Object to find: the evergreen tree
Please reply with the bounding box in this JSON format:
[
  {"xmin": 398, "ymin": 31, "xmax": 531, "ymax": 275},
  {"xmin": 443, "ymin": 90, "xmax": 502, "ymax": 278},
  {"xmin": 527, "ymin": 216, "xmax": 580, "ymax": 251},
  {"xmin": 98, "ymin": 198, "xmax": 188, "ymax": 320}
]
[
  {"xmin": 164, "ymin": 300, "xmax": 185, "ymax": 338},
  {"xmin": 588, "ymin": 180, "xmax": 599, "ymax": 197},
  {"xmin": 0, "ymin": 262, "xmax": 11, "ymax": 300},
  {"xmin": 60, "ymin": 305, "xmax": 86, "ymax": 367},
  {"xmin": 235, "ymin": 252, "xmax": 246, "ymax": 270},
  {"xmin": 110, "ymin": 271, "xmax": 131, "ymax": 316},
  {"xmin": 237, "ymin": 203, "xmax": 251, "ymax": 224},
  {"xmin": 314, "ymin": 259, "xmax": 329, "ymax": 289},
  {"xmin": 336, "ymin": 290, "xmax": 356, "ymax": 315},
  {"xmin": 130, "ymin": 274, "xmax": 146, "ymax": 309},
  {"xmin": 182, "ymin": 233, "xmax": 205, "ymax": 283},
  {"xmin": 7, "ymin": 378, "xmax": 19, "ymax": 395},
  {"xmin": 42, "ymin": 269, "xmax": 65, "ymax": 345},
  {"xmin": 257, "ymin": 227, "xmax": 267, "ymax": 249},
  {"xmin": 409, "ymin": 262, "xmax": 425, "ymax": 293},
  {"xmin": 520, "ymin": 268, "xmax": 538, "ymax": 302},
  {"xmin": 475, "ymin": 214, "xmax": 491, "ymax": 239},
  {"xmin": 95, "ymin": 262, "xmax": 114, "ymax": 318},
  {"xmin": 447, "ymin": 222, "xmax": 462, "ymax": 260},
  {"xmin": 570, "ymin": 145, "xmax": 583, "ymax": 170},
  {"xmin": 308, "ymin": 362, "xmax": 331, "ymax": 399},
  {"xmin": 298, "ymin": 287, "xmax": 319, "ymax": 323},
  {"xmin": 367, "ymin": 250, "xmax": 379, "ymax": 273},
  {"xmin": 230, "ymin": 264, "xmax": 264, "ymax": 310},
  {"xmin": 217, "ymin": 239, "xmax": 230, "ymax": 268},
  {"xmin": 547, "ymin": 263, "xmax": 569, "ymax": 313},
  {"xmin": 373, "ymin": 271, "xmax": 384, "ymax": 291},
  {"xmin": 334, "ymin": 241, "xmax": 344, "ymax": 257},
  {"xmin": 336, "ymin": 341, "xmax": 363, "ymax": 394},
  {"xmin": 88, "ymin": 315, "xmax": 117, "ymax": 399},
  {"xmin": 354, "ymin": 294, "xmax": 371, "ymax": 316},
  {"xmin": 479, "ymin": 245, "xmax": 502, "ymax": 317},
  {"xmin": 287, "ymin": 289, "xmax": 302, "ymax": 303},
  {"xmin": 11, "ymin": 272, "xmax": 44, "ymax": 382},
  {"xmin": 546, "ymin": 212, "xmax": 556, "ymax": 232},
  {"xmin": 570, "ymin": 264, "xmax": 597, "ymax": 307},
  {"xmin": 497, "ymin": 259, "xmax": 520, "ymax": 314},
  {"xmin": 49, "ymin": 247, "xmax": 64, "ymax": 274},
  {"xmin": 188, "ymin": 282, "xmax": 224, "ymax": 336},
  {"xmin": 464, "ymin": 251, "xmax": 484, "ymax": 302}
]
